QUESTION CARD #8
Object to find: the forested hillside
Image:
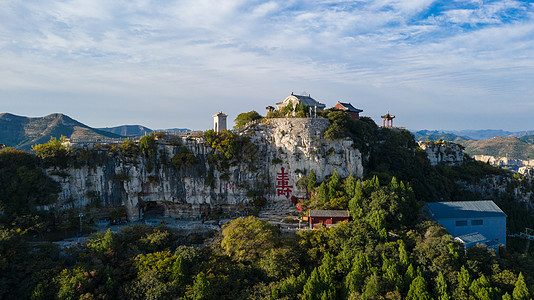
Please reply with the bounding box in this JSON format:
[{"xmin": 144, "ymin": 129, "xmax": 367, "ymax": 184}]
[{"xmin": 1, "ymin": 111, "xmax": 534, "ymax": 299}]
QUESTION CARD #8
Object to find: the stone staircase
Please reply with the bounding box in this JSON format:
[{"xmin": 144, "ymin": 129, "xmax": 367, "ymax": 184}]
[{"xmin": 258, "ymin": 200, "xmax": 301, "ymax": 228}]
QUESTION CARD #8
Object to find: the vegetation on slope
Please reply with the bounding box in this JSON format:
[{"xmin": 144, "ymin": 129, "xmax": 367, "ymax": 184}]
[
  {"xmin": 461, "ymin": 136, "xmax": 534, "ymax": 160},
  {"xmin": 1, "ymin": 177, "xmax": 533, "ymax": 299},
  {"xmin": 0, "ymin": 113, "xmax": 122, "ymax": 151}
]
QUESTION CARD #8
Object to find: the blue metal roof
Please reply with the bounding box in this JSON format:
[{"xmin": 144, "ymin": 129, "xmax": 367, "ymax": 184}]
[{"xmin": 426, "ymin": 200, "xmax": 506, "ymax": 219}]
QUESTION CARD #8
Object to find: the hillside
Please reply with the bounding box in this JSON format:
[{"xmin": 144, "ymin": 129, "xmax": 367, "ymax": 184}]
[
  {"xmin": 462, "ymin": 136, "xmax": 534, "ymax": 160},
  {"xmin": 98, "ymin": 125, "xmax": 152, "ymax": 136},
  {"xmin": 412, "ymin": 130, "xmax": 469, "ymax": 142},
  {"xmin": 0, "ymin": 113, "xmax": 122, "ymax": 151}
]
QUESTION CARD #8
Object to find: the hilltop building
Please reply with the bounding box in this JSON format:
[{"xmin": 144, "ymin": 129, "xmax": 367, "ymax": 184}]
[
  {"xmin": 213, "ymin": 112, "xmax": 228, "ymax": 133},
  {"xmin": 381, "ymin": 111, "xmax": 395, "ymax": 128},
  {"xmin": 275, "ymin": 92, "xmax": 326, "ymax": 111},
  {"xmin": 425, "ymin": 200, "xmax": 507, "ymax": 248},
  {"xmin": 332, "ymin": 101, "xmax": 363, "ymax": 119}
]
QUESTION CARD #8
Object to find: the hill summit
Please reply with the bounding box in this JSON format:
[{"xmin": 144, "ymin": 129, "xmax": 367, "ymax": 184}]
[{"xmin": 0, "ymin": 113, "xmax": 121, "ymax": 150}]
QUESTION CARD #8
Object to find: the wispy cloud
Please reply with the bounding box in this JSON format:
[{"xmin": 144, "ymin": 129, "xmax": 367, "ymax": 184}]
[{"xmin": 0, "ymin": 0, "xmax": 533, "ymax": 130}]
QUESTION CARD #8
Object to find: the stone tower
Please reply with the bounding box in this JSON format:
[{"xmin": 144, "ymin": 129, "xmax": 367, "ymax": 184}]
[{"xmin": 213, "ymin": 112, "xmax": 228, "ymax": 132}]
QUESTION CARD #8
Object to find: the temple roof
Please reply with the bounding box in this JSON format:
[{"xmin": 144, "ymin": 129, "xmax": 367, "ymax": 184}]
[
  {"xmin": 381, "ymin": 111, "xmax": 395, "ymax": 119},
  {"xmin": 309, "ymin": 210, "xmax": 350, "ymax": 218},
  {"xmin": 276, "ymin": 92, "xmax": 326, "ymax": 109},
  {"xmin": 333, "ymin": 101, "xmax": 363, "ymax": 113}
]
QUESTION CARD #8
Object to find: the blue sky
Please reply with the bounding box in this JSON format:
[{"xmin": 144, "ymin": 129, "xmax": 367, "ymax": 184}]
[{"xmin": 1, "ymin": 0, "xmax": 533, "ymax": 131}]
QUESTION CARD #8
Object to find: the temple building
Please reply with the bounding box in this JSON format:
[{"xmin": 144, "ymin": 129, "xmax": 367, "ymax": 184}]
[
  {"xmin": 275, "ymin": 92, "xmax": 326, "ymax": 111},
  {"xmin": 381, "ymin": 111, "xmax": 395, "ymax": 127},
  {"xmin": 309, "ymin": 210, "xmax": 350, "ymax": 229},
  {"xmin": 332, "ymin": 101, "xmax": 363, "ymax": 119},
  {"xmin": 213, "ymin": 112, "xmax": 228, "ymax": 132}
]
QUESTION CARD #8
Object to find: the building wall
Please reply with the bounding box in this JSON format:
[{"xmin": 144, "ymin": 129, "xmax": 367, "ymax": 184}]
[
  {"xmin": 436, "ymin": 217, "xmax": 507, "ymax": 246},
  {"xmin": 309, "ymin": 216, "xmax": 349, "ymax": 227}
]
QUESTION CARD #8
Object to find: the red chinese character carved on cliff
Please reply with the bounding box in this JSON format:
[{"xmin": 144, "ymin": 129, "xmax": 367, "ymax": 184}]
[{"xmin": 276, "ymin": 167, "xmax": 293, "ymax": 198}]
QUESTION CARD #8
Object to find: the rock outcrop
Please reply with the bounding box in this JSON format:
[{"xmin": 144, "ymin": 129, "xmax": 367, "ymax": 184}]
[
  {"xmin": 45, "ymin": 118, "xmax": 364, "ymax": 220},
  {"xmin": 418, "ymin": 141, "xmax": 465, "ymax": 166}
]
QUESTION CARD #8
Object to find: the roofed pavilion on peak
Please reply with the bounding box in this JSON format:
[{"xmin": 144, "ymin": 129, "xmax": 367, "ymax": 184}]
[
  {"xmin": 332, "ymin": 101, "xmax": 363, "ymax": 119},
  {"xmin": 275, "ymin": 92, "xmax": 326, "ymax": 111},
  {"xmin": 381, "ymin": 111, "xmax": 395, "ymax": 128}
]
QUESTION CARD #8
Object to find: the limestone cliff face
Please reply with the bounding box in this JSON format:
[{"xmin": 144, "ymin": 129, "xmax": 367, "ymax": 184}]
[
  {"xmin": 45, "ymin": 118, "xmax": 363, "ymax": 220},
  {"xmin": 418, "ymin": 141, "xmax": 465, "ymax": 166},
  {"xmin": 473, "ymin": 155, "xmax": 534, "ymax": 175}
]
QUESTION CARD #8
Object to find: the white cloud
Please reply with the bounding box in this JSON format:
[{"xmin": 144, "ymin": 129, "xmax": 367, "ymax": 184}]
[{"xmin": 0, "ymin": 0, "xmax": 533, "ymax": 130}]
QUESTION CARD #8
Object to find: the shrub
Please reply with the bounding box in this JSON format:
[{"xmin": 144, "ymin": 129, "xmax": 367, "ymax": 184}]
[{"xmin": 234, "ymin": 111, "xmax": 262, "ymax": 130}]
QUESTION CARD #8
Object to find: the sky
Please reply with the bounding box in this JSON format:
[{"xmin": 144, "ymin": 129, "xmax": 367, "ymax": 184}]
[{"xmin": 1, "ymin": 0, "xmax": 533, "ymax": 131}]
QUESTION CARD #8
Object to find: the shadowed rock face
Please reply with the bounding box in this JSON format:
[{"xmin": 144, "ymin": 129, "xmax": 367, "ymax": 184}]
[{"xmin": 43, "ymin": 118, "xmax": 364, "ymax": 220}]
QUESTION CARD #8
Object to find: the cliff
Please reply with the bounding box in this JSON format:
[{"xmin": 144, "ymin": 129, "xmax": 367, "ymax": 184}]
[
  {"xmin": 43, "ymin": 118, "xmax": 363, "ymax": 220},
  {"xmin": 418, "ymin": 140, "xmax": 465, "ymax": 166}
]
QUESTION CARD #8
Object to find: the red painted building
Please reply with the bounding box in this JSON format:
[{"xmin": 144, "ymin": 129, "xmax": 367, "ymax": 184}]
[
  {"xmin": 332, "ymin": 102, "xmax": 363, "ymax": 119},
  {"xmin": 309, "ymin": 210, "xmax": 350, "ymax": 228}
]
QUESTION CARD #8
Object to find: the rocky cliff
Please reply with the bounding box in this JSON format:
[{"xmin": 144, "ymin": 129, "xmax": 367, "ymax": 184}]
[
  {"xmin": 44, "ymin": 118, "xmax": 363, "ymax": 220},
  {"xmin": 418, "ymin": 140, "xmax": 465, "ymax": 166}
]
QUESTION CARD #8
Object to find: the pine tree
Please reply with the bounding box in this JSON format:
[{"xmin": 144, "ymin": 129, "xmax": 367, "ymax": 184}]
[
  {"xmin": 398, "ymin": 240, "xmax": 409, "ymax": 268},
  {"xmin": 435, "ymin": 271, "xmax": 450, "ymax": 300},
  {"xmin": 469, "ymin": 274, "xmax": 492, "ymax": 300},
  {"xmin": 407, "ymin": 276, "xmax": 431, "ymax": 300},
  {"xmin": 388, "ymin": 176, "xmax": 399, "ymax": 190},
  {"xmin": 512, "ymin": 272, "xmax": 530, "ymax": 300},
  {"xmin": 308, "ymin": 169, "xmax": 316, "ymax": 192},
  {"xmin": 457, "ymin": 265, "xmax": 471, "ymax": 291},
  {"xmin": 192, "ymin": 272, "xmax": 210, "ymax": 300},
  {"xmin": 348, "ymin": 181, "xmax": 364, "ymax": 218},
  {"xmin": 318, "ymin": 182, "xmax": 329, "ymax": 204},
  {"xmin": 328, "ymin": 169, "xmax": 340, "ymax": 199},
  {"xmin": 344, "ymin": 174, "xmax": 357, "ymax": 198}
]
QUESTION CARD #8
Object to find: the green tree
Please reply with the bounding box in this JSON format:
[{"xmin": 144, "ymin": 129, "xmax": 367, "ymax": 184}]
[
  {"xmin": 348, "ymin": 180, "xmax": 364, "ymax": 218},
  {"xmin": 344, "ymin": 174, "xmax": 357, "ymax": 199},
  {"xmin": 172, "ymin": 146, "xmax": 199, "ymax": 169},
  {"xmin": 317, "ymin": 182, "xmax": 329, "ymax": 205},
  {"xmin": 234, "ymin": 111, "xmax": 262, "ymax": 129},
  {"xmin": 407, "ymin": 275, "xmax": 431, "ymax": 300},
  {"xmin": 120, "ymin": 139, "xmax": 140, "ymax": 158},
  {"xmin": 139, "ymin": 132, "xmax": 157, "ymax": 158},
  {"xmin": 0, "ymin": 151, "xmax": 60, "ymax": 215},
  {"xmin": 328, "ymin": 169, "xmax": 340, "ymax": 199},
  {"xmin": 470, "ymin": 274, "xmax": 493, "ymax": 300},
  {"xmin": 220, "ymin": 216, "xmax": 278, "ymax": 263},
  {"xmin": 302, "ymin": 255, "xmax": 336, "ymax": 300},
  {"xmin": 192, "ymin": 272, "xmax": 210, "ymax": 300},
  {"xmin": 308, "ymin": 169, "xmax": 317, "ymax": 192},
  {"xmin": 362, "ymin": 272, "xmax": 381, "ymax": 299},
  {"xmin": 31, "ymin": 136, "xmax": 68, "ymax": 162},
  {"xmin": 512, "ymin": 272, "xmax": 530, "ymax": 300},
  {"xmin": 435, "ymin": 271, "xmax": 450, "ymax": 300}
]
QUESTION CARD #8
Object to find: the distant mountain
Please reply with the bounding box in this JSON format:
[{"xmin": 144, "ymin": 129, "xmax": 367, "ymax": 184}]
[
  {"xmin": 0, "ymin": 113, "xmax": 122, "ymax": 151},
  {"xmin": 447, "ymin": 129, "xmax": 513, "ymax": 140},
  {"xmin": 159, "ymin": 128, "xmax": 192, "ymax": 133},
  {"xmin": 412, "ymin": 130, "xmax": 470, "ymax": 142},
  {"xmin": 461, "ymin": 136, "xmax": 534, "ymax": 160},
  {"xmin": 98, "ymin": 125, "xmax": 153, "ymax": 136}
]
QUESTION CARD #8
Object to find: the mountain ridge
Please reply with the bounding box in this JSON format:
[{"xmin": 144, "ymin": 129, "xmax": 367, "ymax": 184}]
[{"xmin": 0, "ymin": 113, "xmax": 122, "ymax": 151}]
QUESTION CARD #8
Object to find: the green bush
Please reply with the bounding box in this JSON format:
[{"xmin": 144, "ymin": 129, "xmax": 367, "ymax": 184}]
[
  {"xmin": 171, "ymin": 146, "xmax": 199, "ymax": 169},
  {"xmin": 234, "ymin": 111, "xmax": 262, "ymax": 130}
]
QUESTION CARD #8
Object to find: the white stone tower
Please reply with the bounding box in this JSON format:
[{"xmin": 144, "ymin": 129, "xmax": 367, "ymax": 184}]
[{"xmin": 212, "ymin": 112, "xmax": 228, "ymax": 132}]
